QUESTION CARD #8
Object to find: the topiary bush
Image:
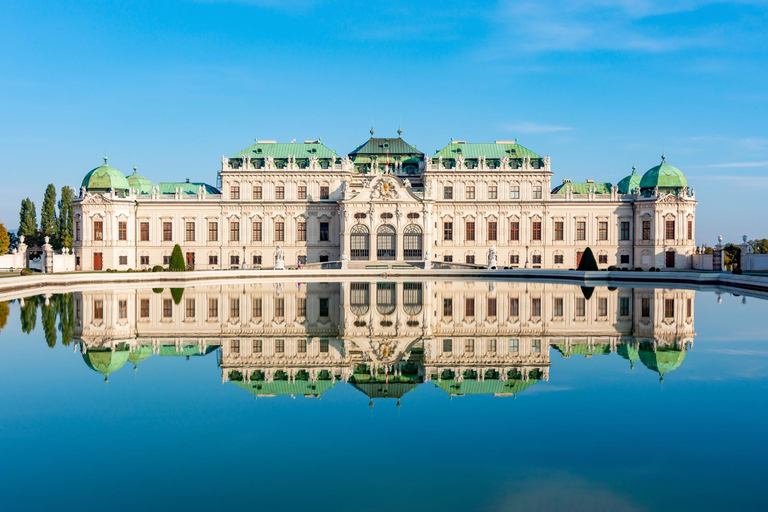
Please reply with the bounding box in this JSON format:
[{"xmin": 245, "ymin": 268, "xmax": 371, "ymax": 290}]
[
  {"xmin": 607, "ymin": 265, "xmax": 618, "ymax": 271},
  {"xmin": 152, "ymin": 265, "xmax": 164, "ymax": 272},
  {"xmin": 577, "ymin": 247, "xmax": 599, "ymax": 271},
  {"xmin": 733, "ymin": 267, "xmax": 743, "ymax": 275},
  {"xmin": 169, "ymin": 244, "xmax": 185, "ymax": 271},
  {"xmin": 20, "ymin": 268, "xmax": 32, "ymax": 276}
]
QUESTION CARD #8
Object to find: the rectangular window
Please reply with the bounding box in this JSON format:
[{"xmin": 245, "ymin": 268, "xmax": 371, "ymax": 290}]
[
  {"xmin": 554, "ymin": 221, "xmax": 564, "ymax": 241},
  {"xmin": 118, "ymin": 255, "xmax": 127, "ymax": 265},
  {"xmin": 510, "ymin": 185, "xmax": 520, "ymax": 199},
  {"xmin": 118, "ymin": 300, "xmax": 127, "ymax": 319},
  {"xmin": 140, "ymin": 298, "xmax": 150, "ymax": 318},
  {"xmin": 533, "ymin": 186, "xmax": 542, "ymax": 199},
  {"xmin": 319, "ymin": 222, "xmax": 329, "ymax": 242},
  {"xmin": 231, "ymin": 340, "xmax": 240, "ymax": 354},
  {"xmin": 443, "ymin": 186, "xmax": 453, "ymax": 200},
  {"xmin": 185, "ymin": 221, "xmax": 195, "ymax": 242},
  {"xmin": 465, "ymin": 221, "xmax": 475, "ymax": 241},
  {"xmin": 621, "ymin": 221, "xmax": 630, "ymax": 241},
  {"xmin": 252, "ymin": 298, "xmax": 262, "ymax": 318},
  {"xmin": 298, "ymin": 185, "xmax": 307, "ymax": 199},
  {"xmin": 275, "ymin": 297, "xmax": 285, "ymax": 318},
  {"xmin": 599, "ymin": 254, "xmax": 608, "ymax": 264},
  {"xmin": 488, "ymin": 298, "xmax": 497, "ymax": 317},
  {"xmin": 298, "ymin": 339, "xmax": 307, "ymax": 353},
  {"xmin": 320, "ymin": 186, "xmax": 329, "ymax": 200},
  {"xmin": 163, "ymin": 255, "xmax": 170, "ymax": 265},
  {"xmin": 620, "ymin": 254, "xmax": 630, "ymax": 264},
  {"xmin": 275, "ymin": 339, "xmax": 285, "ymax": 353},
  {"xmin": 488, "ymin": 185, "xmax": 498, "ymax": 199},
  {"xmin": 230, "ymin": 221, "xmax": 240, "ymax": 242},
  {"xmin": 465, "ymin": 298, "xmax": 475, "ymax": 317},
  {"xmin": 576, "ymin": 221, "xmax": 586, "ymax": 241},
  {"xmin": 118, "ymin": 221, "xmax": 127, "ymax": 241},
  {"xmin": 532, "ymin": 298, "xmax": 541, "ymax": 317},
  {"xmin": 296, "ymin": 298, "xmax": 307, "ymax": 317},
  {"xmin": 185, "ymin": 298, "xmax": 196, "ymax": 318},
  {"xmin": 575, "ymin": 298, "xmax": 586, "ymax": 317},
  {"xmin": 510, "ymin": 339, "xmax": 519, "ymax": 352},
  {"xmin": 687, "ymin": 220, "xmax": 693, "ymax": 240},
  {"xmin": 532, "ymin": 254, "xmax": 542, "ymax": 265},
  {"xmin": 554, "ymin": 254, "xmax": 564, "ymax": 264},
  {"xmin": 253, "ymin": 339, "xmax": 262, "ymax": 353},
  {"xmin": 443, "ymin": 339, "xmax": 453, "ymax": 353},
  {"xmin": 686, "ymin": 298, "xmax": 692, "ymax": 317},
  {"xmin": 510, "ymin": 298, "xmax": 519, "ymax": 317},
  {"xmin": 319, "ymin": 297, "xmax": 329, "ymax": 317},
  {"xmin": 532, "ymin": 339, "xmax": 541, "ymax": 353},
  {"xmin": 465, "ymin": 339, "xmax": 475, "ymax": 353},
  {"xmin": 254, "ymin": 186, "xmax": 262, "ymax": 199},
  {"xmin": 93, "ymin": 221, "xmax": 103, "ymax": 241},
  {"xmin": 666, "ymin": 220, "xmax": 675, "ymax": 240},
  {"xmin": 599, "ymin": 221, "xmax": 608, "ymax": 241},
  {"xmin": 252, "ymin": 221, "xmax": 262, "ymax": 242},
  {"xmin": 664, "ymin": 298, "xmax": 675, "ymax": 318},
  {"xmin": 208, "ymin": 255, "xmax": 218, "ymax": 265},
  {"xmin": 598, "ymin": 297, "xmax": 608, "ymax": 316},
  {"xmin": 443, "ymin": 222, "xmax": 453, "ymax": 241},
  {"xmin": 620, "ymin": 297, "xmax": 630, "ymax": 316},
  {"xmin": 466, "ymin": 255, "xmax": 475, "ymax": 264},
  {"xmin": 137, "ymin": 221, "xmax": 149, "ymax": 242},
  {"xmin": 642, "ymin": 298, "xmax": 651, "ymax": 318},
  {"xmin": 510, "ymin": 221, "xmax": 520, "ymax": 241},
  {"xmin": 554, "ymin": 297, "xmax": 563, "ymax": 317},
  {"xmin": 230, "ymin": 254, "xmax": 239, "ymax": 266},
  {"xmin": 275, "ymin": 186, "xmax": 285, "ymax": 200},
  {"xmin": 253, "ymin": 255, "xmax": 262, "ymax": 265},
  {"xmin": 163, "ymin": 298, "xmax": 172, "ymax": 318},
  {"xmin": 94, "ymin": 300, "xmax": 103, "ymax": 320},
  {"xmin": 466, "ymin": 186, "xmax": 475, "ymax": 199},
  {"xmin": 320, "ymin": 339, "xmax": 330, "ymax": 353},
  {"xmin": 532, "ymin": 221, "xmax": 542, "ymax": 241},
  {"xmin": 163, "ymin": 221, "xmax": 172, "ymax": 242},
  {"xmin": 643, "ymin": 220, "xmax": 651, "ymax": 240},
  {"xmin": 275, "ymin": 222, "xmax": 285, "ymax": 242},
  {"xmin": 488, "ymin": 339, "xmax": 497, "ymax": 352},
  {"xmin": 443, "ymin": 255, "xmax": 453, "ymax": 262},
  {"xmin": 75, "ymin": 221, "xmax": 81, "ymax": 241},
  {"xmin": 208, "ymin": 221, "xmax": 218, "ymax": 242},
  {"xmin": 297, "ymin": 222, "xmax": 307, "ymax": 242},
  {"xmin": 228, "ymin": 298, "xmax": 239, "ymax": 319},
  {"xmin": 230, "ymin": 186, "xmax": 240, "ymax": 200},
  {"xmin": 443, "ymin": 298, "xmax": 453, "ymax": 317},
  {"xmin": 488, "ymin": 221, "xmax": 497, "ymax": 241},
  {"xmin": 208, "ymin": 298, "xmax": 218, "ymax": 318}
]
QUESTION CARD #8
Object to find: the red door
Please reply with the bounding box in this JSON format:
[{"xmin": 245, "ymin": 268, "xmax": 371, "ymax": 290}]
[
  {"xmin": 666, "ymin": 251, "xmax": 675, "ymax": 268},
  {"xmin": 186, "ymin": 252, "xmax": 195, "ymax": 270},
  {"xmin": 576, "ymin": 251, "xmax": 584, "ymax": 267},
  {"xmin": 94, "ymin": 252, "xmax": 103, "ymax": 271}
]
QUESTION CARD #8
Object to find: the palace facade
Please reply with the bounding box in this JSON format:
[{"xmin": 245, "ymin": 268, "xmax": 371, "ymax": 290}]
[{"xmin": 72, "ymin": 131, "xmax": 697, "ymax": 271}]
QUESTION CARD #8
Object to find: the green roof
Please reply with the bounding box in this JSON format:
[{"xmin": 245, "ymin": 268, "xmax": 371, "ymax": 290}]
[
  {"xmin": 552, "ymin": 182, "xmax": 613, "ymax": 195},
  {"xmin": 128, "ymin": 346, "xmax": 153, "ymax": 368},
  {"xmin": 639, "ymin": 345, "xmax": 686, "ymax": 377},
  {"xmin": 639, "ymin": 156, "xmax": 688, "ymax": 191},
  {"xmin": 157, "ymin": 182, "xmax": 220, "ymax": 195},
  {"xmin": 553, "ymin": 343, "xmax": 612, "ymax": 357},
  {"xmin": 349, "ymin": 136, "xmax": 423, "ymax": 157},
  {"xmin": 617, "ymin": 167, "xmax": 642, "ymax": 194},
  {"xmin": 126, "ymin": 168, "xmax": 153, "ymax": 194},
  {"xmin": 232, "ymin": 141, "xmax": 338, "ymax": 160},
  {"xmin": 82, "ymin": 346, "xmax": 130, "ymax": 380},
  {"xmin": 434, "ymin": 377, "xmax": 539, "ymax": 396},
  {"xmin": 232, "ymin": 378, "xmax": 337, "ymax": 397},
  {"xmin": 351, "ymin": 381, "xmax": 418, "ymax": 399},
  {"xmin": 82, "ymin": 157, "xmax": 131, "ymax": 192},
  {"xmin": 157, "ymin": 344, "xmax": 218, "ymax": 357},
  {"xmin": 617, "ymin": 343, "xmax": 640, "ymax": 369},
  {"xmin": 433, "ymin": 142, "xmax": 542, "ymax": 160}
]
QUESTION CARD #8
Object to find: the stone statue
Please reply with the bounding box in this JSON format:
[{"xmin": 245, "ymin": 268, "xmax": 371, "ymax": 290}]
[
  {"xmin": 403, "ymin": 178, "xmax": 412, "ymax": 188},
  {"xmin": 487, "ymin": 245, "xmax": 498, "ymax": 270},
  {"xmin": 653, "ymin": 186, "xmax": 660, "ymax": 196},
  {"xmin": 274, "ymin": 245, "xmax": 285, "ymax": 270},
  {"xmin": 341, "ymin": 252, "xmax": 348, "ymax": 270},
  {"xmin": 80, "ymin": 186, "xmax": 87, "ymax": 198},
  {"xmin": 221, "ymin": 155, "xmax": 228, "ymax": 169},
  {"xmin": 501, "ymin": 156, "xmax": 509, "ymax": 169}
]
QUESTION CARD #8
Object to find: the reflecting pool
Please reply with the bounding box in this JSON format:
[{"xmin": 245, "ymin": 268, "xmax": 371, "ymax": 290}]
[{"xmin": 1, "ymin": 280, "xmax": 767, "ymax": 511}]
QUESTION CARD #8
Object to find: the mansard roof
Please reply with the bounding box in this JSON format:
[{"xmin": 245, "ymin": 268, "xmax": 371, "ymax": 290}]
[
  {"xmin": 433, "ymin": 141, "xmax": 542, "ymax": 160},
  {"xmin": 349, "ymin": 136, "xmax": 423, "ymax": 157},
  {"xmin": 157, "ymin": 182, "xmax": 220, "ymax": 195},
  {"xmin": 232, "ymin": 140, "xmax": 338, "ymax": 160},
  {"xmin": 551, "ymin": 182, "xmax": 613, "ymax": 195}
]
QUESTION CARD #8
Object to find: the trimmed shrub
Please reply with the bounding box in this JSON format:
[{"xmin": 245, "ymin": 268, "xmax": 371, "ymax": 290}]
[
  {"xmin": 152, "ymin": 288, "xmax": 163, "ymax": 294},
  {"xmin": 634, "ymin": 267, "xmax": 643, "ymax": 271},
  {"xmin": 649, "ymin": 267, "xmax": 656, "ymax": 271},
  {"xmin": 20, "ymin": 268, "xmax": 32, "ymax": 276},
  {"xmin": 171, "ymin": 287, "xmax": 184, "ymax": 305},
  {"xmin": 152, "ymin": 265, "xmax": 164, "ymax": 272},
  {"xmin": 169, "ymin": 244, "xmax": 185, "ymax": 271},
  {"xmin": 607, "ymin": 265, "xmax": 618, "ymax": 271},
  {"xmin": 733, "ymin": 267, "xmax": 743, "ymax": 275},
  {"xmin": 577, "ymin": 248, "xmax": 599, "ymax": 271}
]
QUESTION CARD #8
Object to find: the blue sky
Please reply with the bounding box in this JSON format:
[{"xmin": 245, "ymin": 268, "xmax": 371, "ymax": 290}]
[{"xmin": 1, "ymin": 0, "xmax": 766, "ymax": 242}]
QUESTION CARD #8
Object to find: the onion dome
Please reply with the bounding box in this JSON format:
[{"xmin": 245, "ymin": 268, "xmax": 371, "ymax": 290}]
[
  {"xmin": 81, "ymin": 156, "xmax": 131, "ymax": 193},
  {"xmin": 639, "ymin": 155, "xmax": 688, "ymax": 192},
  {"xmin": 126, "ymin": 166, "xmax": 153, "ymax": 194},
  {"xmin": 82, "ymin": 345, "xmax": 130, "ymax": 381},
  {"xmin": 617, "ymin": 165, "xmax": 642, "ymax": 194},
  {"xmin": 128, "ymin": 346, "xmax": 153, "ymax": 371},
  {"xmin": 617, "ymin": 342, "xmax": 640, "ymax": 369},
  {"xmin": 638, "ymin": 343, "xmax": 687, "ymax": 381}
]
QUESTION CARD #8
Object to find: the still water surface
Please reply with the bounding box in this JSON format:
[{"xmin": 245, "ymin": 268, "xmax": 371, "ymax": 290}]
[{"xmin": 0, "ymin": 280, "xmax": 767, "ymax": 511}]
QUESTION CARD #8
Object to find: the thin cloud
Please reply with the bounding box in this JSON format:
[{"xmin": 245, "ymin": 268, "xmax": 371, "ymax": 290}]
[
  {"xmin": 504, "ymin": 122, "xmax": 574, "ymax": 134},
  {"xmin": 689, "ymin": 162, "xmax": 768, "ymax": 169}
]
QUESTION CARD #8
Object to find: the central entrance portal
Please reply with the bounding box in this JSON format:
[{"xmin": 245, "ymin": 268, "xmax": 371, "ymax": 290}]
[{"xmin": 377, "ymin": 225, "xmax": 396, "ymax": 260}]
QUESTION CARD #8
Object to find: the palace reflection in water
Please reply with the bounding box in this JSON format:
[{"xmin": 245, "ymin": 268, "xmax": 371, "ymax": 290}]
[{"xmin": 69, "ymin": 281, "xmax": 696, "ymax": 402}]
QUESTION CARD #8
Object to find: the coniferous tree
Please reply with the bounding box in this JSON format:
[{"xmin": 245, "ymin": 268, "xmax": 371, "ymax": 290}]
[
  {"xmin": 0, "ymin": 223, "xmax": 9, "ymax": 254},
  {"xmin": 58, "ymin": 186, "xmax": 75, "ymax": 249},
  {"xmin": 169, "ymin": 244, "xmax": 186, "ymax": 271},
  {"xmin": 19, "ymin": 295, "xmax": 39, "ymax": 334},
  {"xmin": 40, "ymin": 184, "xmax": 58, "ymax": 238},
  {"xmin": 41, "ymin": 300, "xmax": 57, "ymax": 348},
  {"xmin": 18, "ymin": 198, "xmax": 37, "ymax": 239},
  {"xmin": 577, "ymin": 247, "xmax": 599, "ymax": 271}
]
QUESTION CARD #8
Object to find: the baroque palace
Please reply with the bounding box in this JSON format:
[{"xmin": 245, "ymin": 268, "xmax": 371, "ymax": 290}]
[
  {"xmin": 72, "ymin": 131, "xmax": 697, "ymax": 271},
  {"xmin": 71, "ymin": 281, "xmax": 696, "ymax": 401}
]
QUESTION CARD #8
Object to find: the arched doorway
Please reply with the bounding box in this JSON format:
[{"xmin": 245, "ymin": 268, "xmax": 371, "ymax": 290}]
[
  {"xmin": 350, "ymin": 224, "xmax": 370, "ymax": 260},
  {"xmin": 403, "ymin": 224, "xmax": 423, "ymax": 260},
  {"xmin": 377, "ymin": 224, "xmax": 396, "ymax": 260}
]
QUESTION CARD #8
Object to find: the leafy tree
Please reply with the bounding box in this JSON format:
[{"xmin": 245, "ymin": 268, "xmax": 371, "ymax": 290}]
[
  {"xmin": 19, "ymin": 295, "xmax": 39, "ymax": 334},
  {"xmin": 577, "ymin": 247, "xmax": 599, "ymax": 271},
  {"xmin": 18, "ymin": 198, "xmax": 37, "ymax": 239},
  {"xmin": 0, "ymin": 223, "xmax": 9, "ymax": 254},
  {"xmin": 8, "ymin": 230, "xmax": 19, "ymax": 252},
  {"xmin": 41, "ymin": 300, "xmax": 57, "ymax": 348},
  {"xmin": 169, "ymin": 244, "xmax": 186, "ymax": 271},
  {"xmin": 58, "ymin": 186, "xmax": 75, "ymax": 249},
  {"xmin": 41, "ymin": 184, "xmax": 58, "ymax": 238},
  {"xmin": 54, "ymin": 293, "xmax": 74, "ymax": 346},
  {"xmin": 0, "ymin": 301, "xmax": 9, "ymax": 333},
  {"xmin": 749, "ymin": 239, "xmax": 768, "ymax": 254}
]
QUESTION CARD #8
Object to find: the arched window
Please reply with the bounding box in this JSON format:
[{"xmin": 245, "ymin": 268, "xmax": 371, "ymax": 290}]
[
  {"xmin": 350, "ymin": 224, "xmax": 370, "ymax": 260},
  {"xmin": 376, "ymin": 282, "xmax": 396, "ymax": 315},
  {"xmin": 403, "ymin": 282, "xmax": 423, "ymax": 316},
  {"xmin": 377, "ymin": 224, "xmax": 396, "ymax": 260},
  {"xmin": 403, "ymin": 224, "xmax": 423, "ymax": 260},
  {"xmin": 350, "ymin": 282, "xmax": 370, "ymax": 316}
]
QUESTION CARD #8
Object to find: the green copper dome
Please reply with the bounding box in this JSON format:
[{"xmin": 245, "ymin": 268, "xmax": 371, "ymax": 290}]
[
  {"xmin": 638, "ymin": 344, "xmax": 686, "ymax": 379},
  {"xmin": 617, "ymin": 342, "xmax": 640, "ymax": 369},
  {"xmin": 81, "ymin": 157, "xmax": 131, "ymax": 193},
  {"xmin": 82, "ymin": 345, "xmax": 130, "ymax": 381},
  {"xmin": 128, "ymin": 346, "xmax": 153, "ymax": 370},
  {"xmin": 617, "ymin": 166, "xmax": 642, "ymax": 194},
  {"xmin": 126, "ymin": 167, "xmax": 153, "ymax": 194},
  {"xmin": 639, "ymin": 156, "xmax": 688, "ymax": 192}
]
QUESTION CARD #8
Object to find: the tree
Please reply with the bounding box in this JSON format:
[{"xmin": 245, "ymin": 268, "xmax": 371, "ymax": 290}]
[
  {"xmin": 8, "ymin": 230, "xmax": 19, "ymax": 252},
  {"xmin": 40, "ymin": 184, "xmax": 58, "ymax": 238},
  {"xmin": 18, "ymin": 198, "xmax": 37, "ymax": 239},
  {"xmin": 169, "ymin": 244, "xmax": 186, "ymax": 271},
  {"xmin": 171, "ymin": 287, "xmax": 184, "ymax": 305},
  {"xmin": 749, "ymin": 239, "xmax": 768, "ymax": 254},
  {"xmin": 58, "ymin": 186, "xmax": 75, "ymax": 249},
  {"xmin": 577, "ymin": 247, "xmax": 599, "ymax": 271},
  {"xmin": 0, "ymin": 223, "xmax": 9, "ymax": 255}
]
